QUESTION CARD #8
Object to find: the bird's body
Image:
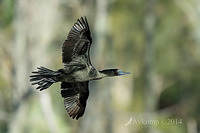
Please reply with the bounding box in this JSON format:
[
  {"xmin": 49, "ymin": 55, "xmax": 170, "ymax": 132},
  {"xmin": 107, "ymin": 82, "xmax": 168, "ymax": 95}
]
[
  {"xmin": 30, "ymin": 17, "xmax": 130, "ymax": 120},
  {"xmin": 56, "ymin": 66, "xmax": 102, "ymax": 83}
]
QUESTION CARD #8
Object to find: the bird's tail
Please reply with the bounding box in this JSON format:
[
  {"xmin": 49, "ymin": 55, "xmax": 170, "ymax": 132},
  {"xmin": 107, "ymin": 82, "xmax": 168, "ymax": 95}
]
[{"xmin": 30, "ymin": 66, "xmax": 60, "ymax": 91}]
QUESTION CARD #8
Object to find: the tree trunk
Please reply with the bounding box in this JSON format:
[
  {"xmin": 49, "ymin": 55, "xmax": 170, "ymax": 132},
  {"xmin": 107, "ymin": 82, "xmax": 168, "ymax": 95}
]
[
  {"xmin": 144, "ymin": 0, "xmax": 157, "ymax": 133},
  {"xmin": 8, "ymin": 0, "xmax": 60, "ymax": 133}
]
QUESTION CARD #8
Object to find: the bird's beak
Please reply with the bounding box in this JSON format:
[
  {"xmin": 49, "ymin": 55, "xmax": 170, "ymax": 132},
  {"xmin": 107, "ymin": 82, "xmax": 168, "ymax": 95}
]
[
  {"xmin": 124, "ymin": 72, "xmax": 131, "ymax": 75},
  {"xmin": 119, "ymin": 71, "xmax": 131, "ymax": 75}
]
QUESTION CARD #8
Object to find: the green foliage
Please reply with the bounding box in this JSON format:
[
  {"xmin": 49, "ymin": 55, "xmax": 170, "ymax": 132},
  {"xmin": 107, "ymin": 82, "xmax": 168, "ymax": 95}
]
[{"xmin": 0, "ymin": 0, "xmax": 14, "ymax": 27}]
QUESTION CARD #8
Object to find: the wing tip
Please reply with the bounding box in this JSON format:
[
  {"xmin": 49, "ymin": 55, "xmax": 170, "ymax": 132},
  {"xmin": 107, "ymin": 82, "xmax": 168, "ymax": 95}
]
[
  {"xmin": 75, "ymin": 16, "xmax": 90, "ymax": 31},
  {"xmin": 65, "ymin": 103, "xmax": 85, "ymax": 120},
  {"xmin": 67, "ymin": 16, "xmax": 91, "ymax": 40}
]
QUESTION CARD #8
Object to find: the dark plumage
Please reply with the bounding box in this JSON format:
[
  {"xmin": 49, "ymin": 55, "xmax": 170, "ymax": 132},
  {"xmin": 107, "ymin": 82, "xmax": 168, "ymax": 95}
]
[{"xmin": 30, "ymin": 16, "xmax": 130, "ymax": 120}]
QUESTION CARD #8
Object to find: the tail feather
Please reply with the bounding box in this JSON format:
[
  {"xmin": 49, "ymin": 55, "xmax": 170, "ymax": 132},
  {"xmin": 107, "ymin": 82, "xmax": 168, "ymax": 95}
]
[{"xmin": 30, "ymin": 66, "xmax": 60, "ymax": 91}]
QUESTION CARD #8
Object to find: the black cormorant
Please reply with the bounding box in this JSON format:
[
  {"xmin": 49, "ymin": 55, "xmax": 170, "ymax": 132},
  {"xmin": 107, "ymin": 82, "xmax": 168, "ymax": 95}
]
[{"xmin": 30, "ymin": 16, "xmax": 130, "ymax": 120}]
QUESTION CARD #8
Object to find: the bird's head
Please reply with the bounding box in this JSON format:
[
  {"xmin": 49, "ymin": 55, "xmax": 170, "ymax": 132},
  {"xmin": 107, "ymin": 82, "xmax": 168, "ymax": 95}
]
[{"xmin": 100, "ymin": 69, "xmax": 130, "ymax": 77}]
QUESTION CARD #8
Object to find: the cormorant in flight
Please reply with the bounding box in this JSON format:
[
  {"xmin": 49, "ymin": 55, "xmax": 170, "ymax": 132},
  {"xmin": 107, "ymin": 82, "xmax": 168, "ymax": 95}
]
[{"xmin": 30, "ymin": 17, "xmax": 130, "ymax": 120}]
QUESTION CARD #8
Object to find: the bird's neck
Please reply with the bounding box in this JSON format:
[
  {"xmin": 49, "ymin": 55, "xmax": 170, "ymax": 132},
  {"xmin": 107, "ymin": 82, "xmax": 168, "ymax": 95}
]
[
  {"xmin": 98, "ymin": 71, "xmax": 108, "ymax": 78},
  {"xmin": 98, "ymin": 69, "xmax": 116, "ymax": 78}
]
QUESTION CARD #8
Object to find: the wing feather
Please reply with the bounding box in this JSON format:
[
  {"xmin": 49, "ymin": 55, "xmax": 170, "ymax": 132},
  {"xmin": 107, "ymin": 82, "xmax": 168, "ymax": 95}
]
[
  {"xmin": 61, "ymin": 82, "xmax": 89, "ymax": 120},
  {"xmin": 62, "ymin": 16, "xmax": 92, "ymax": 66}
]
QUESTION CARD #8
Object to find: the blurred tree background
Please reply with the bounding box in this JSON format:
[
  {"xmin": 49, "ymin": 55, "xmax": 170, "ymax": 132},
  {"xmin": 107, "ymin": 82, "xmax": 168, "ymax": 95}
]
[{"xmin": 0, "ymin": 0, "xmax": 199, "ymax": 133}]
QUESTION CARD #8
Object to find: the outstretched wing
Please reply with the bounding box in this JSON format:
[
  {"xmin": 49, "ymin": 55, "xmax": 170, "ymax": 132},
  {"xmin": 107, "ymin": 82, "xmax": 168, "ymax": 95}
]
[
  {"xmin": 62, "ymin": 16, "xmax": 92, "ymax": 68},
  {"xmin": 61, "ymin": 81, "xmax": 89, "ymax": 120}
]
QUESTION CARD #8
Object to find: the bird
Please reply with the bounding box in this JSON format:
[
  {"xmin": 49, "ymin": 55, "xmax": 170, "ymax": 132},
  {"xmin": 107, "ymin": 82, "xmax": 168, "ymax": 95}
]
[{"xmin": 30, "ymin": 16, "xmax": 130, "ymax": 120}]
